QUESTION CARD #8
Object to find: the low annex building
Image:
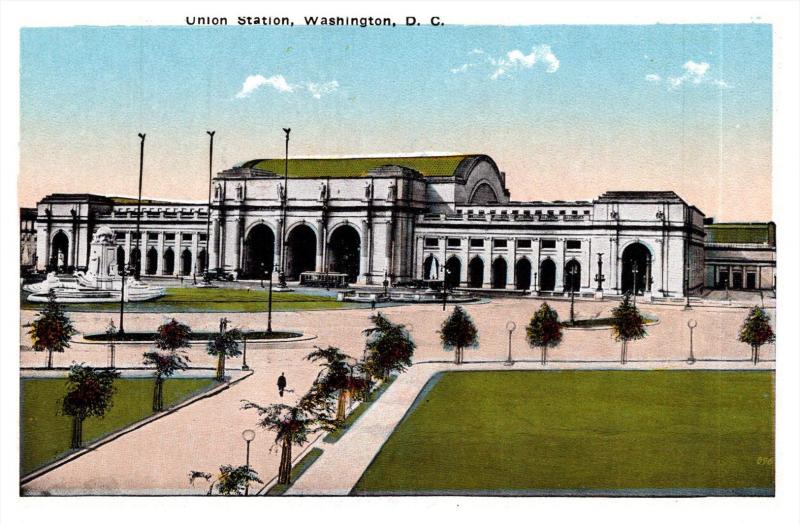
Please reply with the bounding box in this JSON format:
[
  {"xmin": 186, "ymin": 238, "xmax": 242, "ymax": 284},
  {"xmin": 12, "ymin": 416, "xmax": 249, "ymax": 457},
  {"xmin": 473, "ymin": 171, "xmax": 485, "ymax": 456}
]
[{"xmin": 28, "ymin": 153, "xmax": 776, "ymax": 297}]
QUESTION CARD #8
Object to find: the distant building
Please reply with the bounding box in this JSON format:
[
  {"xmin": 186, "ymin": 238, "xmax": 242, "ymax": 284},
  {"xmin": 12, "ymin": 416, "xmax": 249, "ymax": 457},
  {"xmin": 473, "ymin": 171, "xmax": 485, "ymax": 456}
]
[
  {"xmin": 20, "ymin": 207, "xmax": 37, "ymax": 270},
  {"xmin": 25, "ymin": 153, "xmax": 776, "ymax": 296},
  {"xmin": 703, "ymin": 221, "xmax": 776, "ymax": 290}
]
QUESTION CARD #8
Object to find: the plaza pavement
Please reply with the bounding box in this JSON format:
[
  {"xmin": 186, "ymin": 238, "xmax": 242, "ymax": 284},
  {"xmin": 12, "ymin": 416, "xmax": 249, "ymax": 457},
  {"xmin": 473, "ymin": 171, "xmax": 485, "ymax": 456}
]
[{"xmin": 18, "ymin": 296, "xmax": 775, "ymax": 495}]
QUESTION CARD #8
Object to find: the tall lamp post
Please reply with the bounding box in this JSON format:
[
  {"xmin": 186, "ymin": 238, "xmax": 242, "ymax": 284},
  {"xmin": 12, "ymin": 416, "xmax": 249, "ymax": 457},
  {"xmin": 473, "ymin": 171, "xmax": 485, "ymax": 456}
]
[
  {"xmin": 241, "ymin": 333, "xmax": 249, "ymax": 371},
  {"xmin": 267, "ymin": 264, "xmax": 274, "ymax": 333},
  {"xmin": 278, "ymin": 128, "xmax": 291, "ymax": 287},
  {"xmin": 118, "ymin": 262, "xmax": 127, "ymax": 334},
  {"xmin": 204, "ymin": 131, "xmax": 215, "ymax": 281},
  {"xmin": 631, "ymin": 261, "xmax": 639, "ymax": 307},
  {"xmin": 504, "ymin": 321, "xmax": 516, "ymax": 366},
  {"xmin": 241, "ymin": 429, "xmax": 256, "ymax": 495},
  {"xmin": 686, "ymin": 319, "xmax": 697, "ymax": 365},
  {"xmin": 568, "ymin": 264, "xmax": 579, "ymax": 325},
  {"xmin": 134, "ymin": 133, "xmax": 146, "ymax": 280},
  {"xmin": 595, "ymin": 253, "xmax": 605, "ymax": 292}
]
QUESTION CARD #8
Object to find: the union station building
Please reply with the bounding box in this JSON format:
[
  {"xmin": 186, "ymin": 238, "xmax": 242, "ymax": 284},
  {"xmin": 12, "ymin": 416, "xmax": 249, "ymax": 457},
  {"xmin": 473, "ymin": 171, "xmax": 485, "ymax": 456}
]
[{"xmin": 24, "ymin": 154, "xmax": 776, "ymax": 297}]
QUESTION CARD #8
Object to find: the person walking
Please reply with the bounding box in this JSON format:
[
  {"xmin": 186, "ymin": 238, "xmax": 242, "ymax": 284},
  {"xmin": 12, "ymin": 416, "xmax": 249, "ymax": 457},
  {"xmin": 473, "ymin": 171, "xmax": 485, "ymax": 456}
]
[{"xmin": 277, "ymin": 372, "xmax": 287, "ymax": 397}]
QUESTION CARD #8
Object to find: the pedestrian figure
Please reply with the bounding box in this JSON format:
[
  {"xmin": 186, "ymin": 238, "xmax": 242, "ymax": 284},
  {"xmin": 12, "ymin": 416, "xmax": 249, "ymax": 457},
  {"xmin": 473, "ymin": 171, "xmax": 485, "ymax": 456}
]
[
  {"xmin": 277, "ymin": 372, "xmax": 287, "ymax": 397},
  {"xmin": 371, "ymin": 298, "xmax": 376, "ymax": 310}
]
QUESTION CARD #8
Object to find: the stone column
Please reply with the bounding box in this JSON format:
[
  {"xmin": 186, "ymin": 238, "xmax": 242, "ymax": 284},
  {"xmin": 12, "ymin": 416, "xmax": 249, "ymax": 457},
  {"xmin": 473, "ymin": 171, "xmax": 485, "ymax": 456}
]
[
  {"xmin": 384, "ymin": 221, "xmax": 393, "ymax": 275},
  {"xmin": 173, "ymin": 233, "xmax": 181, "ymax": 276},
  {"xmin": 157, "ymin": 232, "xmax": 165, "ymax": 275},
  {"xmin": 67, "ymin": 228, "xmax": 75, "ymax": 266},
  {"xmin": 209, "ymin": 218, "xmax": 219, "ymax": 271},
  {"xmin": 275, "ymin": 218, "xmax": 284, "ymax": 273},
  {"xmin": 232, "ymin": 218, "xmax": 242, "ymax": 273},
  {"xmin": 316, "ymin": 219, "xmax": 325, "ymax": 272},
  {"xmin": 415, "ymin": 236, "xmax": 424, "ymax": 280},
  {"xmin": 507, "ymin": 240, "xmax": 517, "ymax": 289},
  {"xmin": 360, "ymin": 220, "xmax": 369, "ymax": 281},
  {"xmin": 532, "ymin": 238, "xmax": 541, "ymax": 293},
  {"xmin": 554, "ymin": 238, "xmax": 565, "ymax": 293},
  {"xmin": 191, "ymin": 232, "xmax": 199, "ymax": 275}
]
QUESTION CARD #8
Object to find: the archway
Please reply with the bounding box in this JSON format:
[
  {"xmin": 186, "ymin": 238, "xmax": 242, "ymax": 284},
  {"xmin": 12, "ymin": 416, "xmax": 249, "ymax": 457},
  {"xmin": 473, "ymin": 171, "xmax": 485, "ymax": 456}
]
[
  {"xmin": 540, "ymin": 258, "xmax": 556, "ymax": 291},
  {"xmin": 515, "ymin": 258, "xmax": 532, "ymax": 290},
  {"xmin": 181, "ymin": 249, "xmax": 192, "ymax": 276},
  {"xmin": 621, "ymin": 243, "xmax": 652, "ymax": 295},
  {"xmin": 469, "ymin": 183, "xmax": 499, "ymax": 204},
  {"xmin": 197, "ymin": 249, "xmax": 207, "ymax": 275},
  {"xmin": 492, "ymin": 257, "xmax": 507, "ymax": 289},
  {"xmin": 50, "ymin": 231, "xmax": 69, "ymax": 271},
  {"xmin": 285, "ymin": 224, "xmax": 316, "ymax": 280},
  {"xmin": 146, "ymin": 248, "xmax": 158, "ymax": 275},
  {"xmin": 468, "ymin": 257, "xmax": 484, "ymax": 288},
  {"xmin": 163, "ymin": 248, "xmax": 175, "ymax": 275},
  {"xmin": 243, "ymin": 224, "xmax": 275, "ymax": 278},
  {"xmin": 116, "ymin": 246, "xmax": 126, "ymax": 273},
  {"xmin": 328, "ymin": 225, "xmax": 361, "ymax": 283},
  {"xmin": 130, "ymin": 247, "xmax": 141, "ymax": 276},
  {"xmin": 564, "ymin": 259, "xmax": 581, "ymax": 293},
  {"xmin": 423, "ymin": 255, "xmax": 440, "ymax": 281},
  {"xmin": 445, "ymin": 256, "xmax": 461, "ymax": 288}
]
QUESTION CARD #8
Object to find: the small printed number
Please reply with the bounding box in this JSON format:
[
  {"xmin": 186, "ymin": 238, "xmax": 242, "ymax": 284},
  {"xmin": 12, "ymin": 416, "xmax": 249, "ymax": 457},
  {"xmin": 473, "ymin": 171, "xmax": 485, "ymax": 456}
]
[{"xmin": 756, "ymin": 456, "xmax": 774, "ymax": 465}]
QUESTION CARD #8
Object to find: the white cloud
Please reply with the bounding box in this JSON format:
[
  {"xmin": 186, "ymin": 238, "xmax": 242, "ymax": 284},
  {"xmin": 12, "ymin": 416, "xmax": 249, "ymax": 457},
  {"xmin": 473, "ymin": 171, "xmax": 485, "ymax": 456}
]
[
  {"xmin": 235, "ymin": 74, "xmax": 339, "ymax": 99},
  {"xmin": 235, "ymin": 74, "xmax": 294, "ymax": 98},
  {"xmin": 305, "ymin": 80, "xmax": 339, "ymax": 99},
  {"xmin": 449, "ymin": 44, "xmax": 560, "ymax": 80},
  {"xmin": 491, "ymin": 45, "xmax": 560, "ymax": 79},
  {"xmin": 645, "ymin": 73, "xmax": 661, "ymax": 83},
  {"xmin": 664, "ymin": 60, "xmax": 730, "ymax": 90}
]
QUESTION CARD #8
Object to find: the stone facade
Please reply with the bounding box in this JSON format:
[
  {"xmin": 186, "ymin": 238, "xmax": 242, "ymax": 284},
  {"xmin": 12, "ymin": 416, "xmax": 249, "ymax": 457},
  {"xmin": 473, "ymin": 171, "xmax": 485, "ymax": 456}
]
[{"xmin": 27, "ymin": 154, "xmax": 775, "ymax": 297}]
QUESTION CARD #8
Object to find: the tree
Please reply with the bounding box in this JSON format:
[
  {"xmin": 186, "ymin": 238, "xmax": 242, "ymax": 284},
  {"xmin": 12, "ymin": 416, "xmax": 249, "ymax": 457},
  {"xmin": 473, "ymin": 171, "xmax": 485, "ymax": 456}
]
[
  {"xmin": 362, "ymin": 313, "xmax": 416, "ymax": 386},
  {"xmin": 306, "ymin": 346, "xmax": 369, "ymax": 421},
  {"xmin": 526, "ymin": 302, "xmax": 563, "ymax": 365},
  {"xmin": 439, "ymin": 305, "xmax": 478, "ymax": 365},
  {"xmin": 143, "ymin": 349, "xmax": 189, "ymax": 411},
  {"xmin": 28, "ymin": 290, "xmax": 77, "ymax": 369},
  {"xmin": 189, "ymin": 465, "xmax": 262, "ymax": 495},
  {"xmin": 611, "ymin": 293, "xmax": 648, "ymax": 364},
  {"xmin": 738, "ymin": 306, "xmax": 775, "ymax": 365},
  {"xmin": 60, "ymin": 364, "xmax": 120, "ymax": 449},
  {"xmin": 154, "ymin": 318, "xmax": 192, "ymax": 353},
  {"xmin": 242, "ymin": 392, "xmax": 337, "ymax": 485},
  {"xmin": 206, "ymin": 320, "xmax": 242, "ymax": 382}
]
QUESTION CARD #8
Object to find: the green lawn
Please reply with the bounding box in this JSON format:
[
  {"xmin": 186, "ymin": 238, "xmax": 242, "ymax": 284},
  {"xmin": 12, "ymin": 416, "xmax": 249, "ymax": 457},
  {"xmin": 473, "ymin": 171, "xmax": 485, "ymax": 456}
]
[
  {"xmin": 21, "ymin": 377, "xmax": 215, "ymax": 476},
  {"xmin": 21, "ymin": 287, "xmax": 349, "ymax": 313},
  {"xmin": 353, "ymin": 370, "xmax": 775, "ymax": 495}
]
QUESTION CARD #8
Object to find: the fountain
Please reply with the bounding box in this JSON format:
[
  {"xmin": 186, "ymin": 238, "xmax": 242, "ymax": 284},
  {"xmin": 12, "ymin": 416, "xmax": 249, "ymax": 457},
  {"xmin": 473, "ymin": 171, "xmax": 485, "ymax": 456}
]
[{"xmin": 24, "ymin": 226, "xmax": 165, "ymax": 303}]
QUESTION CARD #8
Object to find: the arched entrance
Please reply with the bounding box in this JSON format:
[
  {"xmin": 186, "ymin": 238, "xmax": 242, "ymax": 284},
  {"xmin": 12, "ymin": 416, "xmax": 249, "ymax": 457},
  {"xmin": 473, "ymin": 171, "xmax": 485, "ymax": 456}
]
[
  {"xmin": 243, "ymin": 224, "xmax": 275, "ymax": 278},
  {"xmin": 130, "ymin": 247, "xmax": 141, "ymax": 277},
  {"xmin": 328, "ymin": 225, "xmax": 361, "ymax": 283},
  {"xmin": 423, "ymin": 255, "xmax": 440, "ymax": 281},
  {"xmin": 492, "ymin": 257, "xmax": 507, "ymax": 289},
  {"xmin": 146, "ymin": 248, "xmax": 158, "ymax": 275},
  {"xmin": 621, "ymin": 243, "xmax": 652, "ymax": 295},
  {"xmin": 468, "ymin": 257, "xmax": 484, "ymax": 288},
  {"xmin": 181, "ymin": 249, "xmax": 192, "ymax": 276},
  {"xmin": 50, "ymin": 231, "xmax": 69, "ymax": 271},
  {"xmin": 515, "ymin": 258, "xmax": 532, "ymax": 290},
  {"xmin": 116, "ymin": 246, "xmax": 126, "ymax": 273},
  {"xmin": 539, "ymin": 258, "xmax": 556, "ymax": 291},
  {"xmin": 285, "ymin": 224, "xmax": 316, "ymax": 280},
  {"xmin": 196, "ymin": 249, "xmax": 207, "ymax": 275},
  {"xmin": 564, "ymin": 259, "xmax": 581, "ymax": 293},
  {"xmin": 445, "ymin": 257, "xmax": 461, "ymax": 288},
  {"xmin": 163, "ymin": 248, "xmax": 175, "ymax": 275}
]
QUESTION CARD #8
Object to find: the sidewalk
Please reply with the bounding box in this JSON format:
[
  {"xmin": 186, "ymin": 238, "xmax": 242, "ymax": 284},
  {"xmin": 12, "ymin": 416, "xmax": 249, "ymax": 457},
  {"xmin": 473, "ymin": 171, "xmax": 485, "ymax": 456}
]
[{"xmin": 285, "ymin": 358, "xmax": 775, "ymax": 495}]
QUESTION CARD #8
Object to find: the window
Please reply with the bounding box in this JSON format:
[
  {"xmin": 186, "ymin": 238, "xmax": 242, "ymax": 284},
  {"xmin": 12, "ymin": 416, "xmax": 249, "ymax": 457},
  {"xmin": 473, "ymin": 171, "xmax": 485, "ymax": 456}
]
[
  {"xmin": 541, "ymin": 239, "xmax": 556, "ymax": 249},
  {"xmin": 572, "ymin": 210, "xmax": 578, "ymax": 215},
  {"xmin": 524, "ymin": 210, "xmax": 531, "ymax": 216},
  {"xmin": 165, "ymin": 233, "xmax": 176, "ymax": 241},
  {"xmin": 147, "ymin": 232, "xmax": 159, "ymax": 240},
  {"xmin": 181, "ymin": 233, "xmax": 193, "ymax": 241},
  {"xmin": 566, "ymin": 240, "xmax": 582, "ymax": 250},
  {"xmin": 114, "ymin": 232, "xmax": 125, "ymax": 240},
  {"xmin": 425, "ymin": 237, "xmax": 439, "ymax": 248},
  {"xmin": 517, "ymin": 239, "xmax": 532, "ymax": 249},
  {"xmin": 199, "ymin": 234, "xmax": 208, "ymax": 241},
  {"xmin": 584, "ymin": 210, "xmax": 590, "ymax": 215},
  {"xmin": 534, "ymin": 210, "xmax": 542, "ymax": 215},
  {"xmin": 493, "ymin": 239, "xmax": 507, "ymax": 248},
  {"xmin": 547, "ymin": 210, "xmax": 555, "ymax": 216},
  {"xmin": 559, "ymin": 210, "xmax": 566, "ymax": 215},
  {"xmin": 470, "ymin": 238, "xmax": 484, "ymax": 248},
  {"xmin": 447, "ymin": 238, "xmax": 461, "ymax": 248}
]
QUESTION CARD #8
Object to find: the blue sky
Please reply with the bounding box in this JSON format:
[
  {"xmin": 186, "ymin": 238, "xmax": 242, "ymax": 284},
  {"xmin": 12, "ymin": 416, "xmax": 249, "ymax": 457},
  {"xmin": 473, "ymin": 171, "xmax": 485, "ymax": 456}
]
[{"xmin": 20, "ymin": 24, "xmax": 772, "ymax": 220}]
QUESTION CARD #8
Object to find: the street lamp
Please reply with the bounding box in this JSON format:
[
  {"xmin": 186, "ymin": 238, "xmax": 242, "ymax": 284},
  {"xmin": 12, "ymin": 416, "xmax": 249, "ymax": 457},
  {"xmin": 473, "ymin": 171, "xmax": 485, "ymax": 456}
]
[
  {"xmin": 568, "ymin": 264, "xmax": 579, "ymax": 325},
  {"xmin": 504, "ymin": 320, "xmax": 516, "ymax": 366},
  {"xmin": 631, "ymin": 261, "xmax": 639, "ymax": 307},
  {"xmin": 687, "ymin": 319, "xmax": 697, "ymax": 365},
  {"xmin": 241, "ymin": 333, "xmax": 249, "ymax": 371},
  {"xmin": 134, "ymin": 133, "xmax": 146, "ymax": 280},
  {"xmin": 267, "ymin": 264, "xmax": 274, "ymax": 333},
  {"xmin": 204, "ymin": 131, "xmax": 215, "ymax": 283},
  {"xmin": 241, "ymin": 429, "xmax": 256, "ymax": 495},
  {"xmin": 118, "ymin": 262, "xmax": 127, "ymax": 334}
]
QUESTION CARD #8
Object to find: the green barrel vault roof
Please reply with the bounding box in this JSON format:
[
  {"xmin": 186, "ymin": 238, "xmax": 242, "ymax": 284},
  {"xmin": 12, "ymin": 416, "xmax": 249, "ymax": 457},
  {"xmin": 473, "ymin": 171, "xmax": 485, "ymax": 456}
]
[
  {"xmin": 239, "ymin": 155, "xmax": 482, "ymax": 178},
  {"xmin": 705, "ymin": 223, "xmax": 775, "ymax": 245}
]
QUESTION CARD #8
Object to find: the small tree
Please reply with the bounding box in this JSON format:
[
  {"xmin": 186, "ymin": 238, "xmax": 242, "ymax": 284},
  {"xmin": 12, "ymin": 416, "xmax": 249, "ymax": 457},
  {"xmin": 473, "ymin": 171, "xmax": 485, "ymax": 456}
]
[
  {"xmin": 28, "ymin": 290, "xmax": 77, "ymax": 369},
  {"xmin": 738, "ymin": 306, "xmax": 775, "ymax": 365},
  {"xmin": 611, "ymin": 293, "xmax": 647, "ymax": 364},
  {"xmin": 362, "ymin": 313, "xmax": 416, "ymax": 387},
  {"xmin": 439, "ymin": 305, "xmax": 479, "ymax": 365},
  {"xmin": 526, "ymin": 302, "xmax": 563, "ymax": 365},
  {"xmin": 154, "ymin": 318, "xmax": 192, "ymax": 353},
  {"xmin": 306, "ymin": 346, "xmax": 369, "ymax": 421},
  {"xmin": 242, "ymin": 392, "xmax": 337, "ymax": 485},
  {"xmin": 207, "ymin": 321, "xmax": 243, "ymax": 381},
  {"xmin": 189, "ymin": 465, "xmax": 262, "ymax": 495},
  {"xmin": 61, "ymin": 364, "xmax": 120, "ymax": 448},
  {"xmin": 143, "ymin": 349, "xmax": 189, "ymax": 411}
]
